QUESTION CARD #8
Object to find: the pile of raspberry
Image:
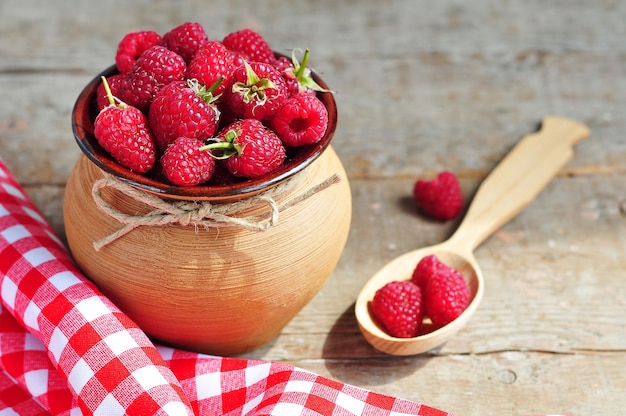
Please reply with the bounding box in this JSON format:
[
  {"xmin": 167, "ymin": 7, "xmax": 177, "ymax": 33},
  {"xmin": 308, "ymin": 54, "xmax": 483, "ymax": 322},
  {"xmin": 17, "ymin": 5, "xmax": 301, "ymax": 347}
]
[
  {"xmin": 93, "ymin": 22, "xmax": 331, "ymax": 186},
  {"xmin": 370, "ymin": 255, "xmax": 470, "ymax": 338}
]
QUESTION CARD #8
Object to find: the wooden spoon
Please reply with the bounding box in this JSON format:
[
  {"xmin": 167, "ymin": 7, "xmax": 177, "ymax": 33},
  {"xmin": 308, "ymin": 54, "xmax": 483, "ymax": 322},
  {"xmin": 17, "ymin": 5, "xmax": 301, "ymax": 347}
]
[{"xmin": 355, "ymin": 116, "xmax": 590, "ymax": 356}]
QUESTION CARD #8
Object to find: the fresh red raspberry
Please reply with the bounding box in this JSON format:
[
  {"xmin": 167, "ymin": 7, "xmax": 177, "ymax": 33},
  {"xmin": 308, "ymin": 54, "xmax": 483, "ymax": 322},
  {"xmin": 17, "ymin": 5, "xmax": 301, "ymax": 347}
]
[
  {"xmin": 120, "ymin": 45, "xmax": 187, "ymax": 111},
  {"xmin": 159, "ymin": 21, "xmax": 209, "ymax": 63},
  {"xmin": 148, "ymin": 79, "xmax": 220, "ymax": 151},
  {"xmin": 271, "ymin": 93, "xmax": 328, "ymax": 147},
  {"xmin": 205, "ymin": 119, "xmax": 286, "ymax": 178},
  {"xmin": 413, "ymin": 171, "xmax": 463, "ymax": 220},
  {"xmin": 410, "ymin": 254, "xmax": 449, "ymax": 290},
  {"xmin": 225, "ymin": 61, "xmax": 288, "ymax": 121},
  {"xmin": 94, "ymin": 78, "xmax": 156, "ymax": 173},
  {"xmin": 423, "ymin": 265, "xmax": 470, "ymax": 327},
  {"xmin": 160, "ymin": 137, "xmax": 215, "ymax": 186},
  {"xmin": 186, "ymin": 41, "xmax": 236, "ymax": 97},
  {"xmin": 96, "ymin": 73, "xmax": 126, "ymax": 111},
  {"xmin": 370, "ymin": 281, "xmax": 423, "ymax": 338},
  {"xmin": 222, "ymin": 28, "xmax": 276, "ymax": 64},
  {"xmin": 115, "ymin": 30, "xmax": 162, "ymax": 74}
]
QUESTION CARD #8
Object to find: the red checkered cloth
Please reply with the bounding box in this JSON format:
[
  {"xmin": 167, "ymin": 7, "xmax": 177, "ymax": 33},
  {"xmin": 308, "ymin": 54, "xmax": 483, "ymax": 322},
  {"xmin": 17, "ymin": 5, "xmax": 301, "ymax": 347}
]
[{"xmin": 0, "ymin": 157, "xmax": 453, "ymax": 416}]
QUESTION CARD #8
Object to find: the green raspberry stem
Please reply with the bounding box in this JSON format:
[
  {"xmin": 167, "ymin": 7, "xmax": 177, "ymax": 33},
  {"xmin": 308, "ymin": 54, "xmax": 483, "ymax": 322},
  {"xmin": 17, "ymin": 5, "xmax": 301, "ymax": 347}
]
[
  {"xmin": 101, "ymin": 76, "xmax": 116, "ymax": 107},
  {"xmin": 100, "ymin": 76, "xmax": 128, "ymax": 109},
  {"xmin": 187, "ymin": 77, "xmax": 223, "ymax": 104},
  {"xmin": 199, "ymin": 142, "xmax": 232, "ymax": 151},
  {"xmin": 288, "ymin": 49, "xmax": 332, "ymax": 94},
  {"xmin": 199, "ymin": 132, "xmax": 242, "ymax": 159},
  {"xmin": 293, "ymin": 49, "xmax": 310, "ymax": 80}
]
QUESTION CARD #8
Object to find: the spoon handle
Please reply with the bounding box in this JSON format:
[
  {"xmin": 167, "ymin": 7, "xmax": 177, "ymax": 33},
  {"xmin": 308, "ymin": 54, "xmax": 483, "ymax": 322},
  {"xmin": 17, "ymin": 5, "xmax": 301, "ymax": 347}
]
[{"xmin": 449, "ymin": 116, "xmax": 590, "ymax": 252}]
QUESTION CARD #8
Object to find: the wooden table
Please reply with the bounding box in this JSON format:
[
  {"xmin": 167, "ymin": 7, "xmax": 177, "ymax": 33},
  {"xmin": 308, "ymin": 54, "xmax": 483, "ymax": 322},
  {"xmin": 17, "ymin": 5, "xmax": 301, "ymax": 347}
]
[{"xmin": 2, "ymin": 1, "xmax": 625, "ymax": 414}]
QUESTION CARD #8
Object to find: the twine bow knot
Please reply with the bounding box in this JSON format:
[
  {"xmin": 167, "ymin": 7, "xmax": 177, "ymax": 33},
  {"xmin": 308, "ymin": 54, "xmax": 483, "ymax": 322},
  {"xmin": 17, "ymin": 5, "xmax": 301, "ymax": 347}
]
[{"xmin": 91, "ymin": 174, "xmax": 341, "ymax": 251}]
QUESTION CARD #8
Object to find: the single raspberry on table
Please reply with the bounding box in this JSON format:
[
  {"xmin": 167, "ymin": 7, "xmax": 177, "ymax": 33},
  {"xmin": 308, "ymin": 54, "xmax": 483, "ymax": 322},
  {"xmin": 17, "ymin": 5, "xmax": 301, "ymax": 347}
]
[
  {"xmin": 148, "ymin": 79, "xmax": 221, "ymax": 152},
  {"xmin": 222, "ymin": 28, "xmax": 276, "ymax": 64},
  {"xmin": 413, "ymin": 170, "xmax": 463, "ymax": 220},
  {"xmin": 120, "ymin": 45, "xmax": 187, "ymax": 111},
  {"xmin": 225, "ymin": 61, "xmax": 288, "ymax": 121},
  {"xmin": 160, "ymin": 137, "xmax": 215, "ymax": 186},
  {"xmin": 186, "ymin": 40, "xmax": 237, "ymax": 97},
  {"xmin": 271, "ymin": 93, "xmax": 328, "ymax": 147},
  {"xmin": 370, "ymin": 280, "xmax": 424, "ymax": 338},
  {"xmin": 158, "ymin": 21, "xmax": 209, "ymax": 63},
  {"xmin": 423, "ymin": 264, "xmax": 470, "ymax": 326},
  {"xmin": 202, "ymin": 119, "xmax": 286, "ymax": 178},
  {"xmin": 115, "ymin": 30, "xmax": 162, "ymax": 74},
  {"xmin": 94, "ymin": 77, "xmax": 156, "ymax": 173}
]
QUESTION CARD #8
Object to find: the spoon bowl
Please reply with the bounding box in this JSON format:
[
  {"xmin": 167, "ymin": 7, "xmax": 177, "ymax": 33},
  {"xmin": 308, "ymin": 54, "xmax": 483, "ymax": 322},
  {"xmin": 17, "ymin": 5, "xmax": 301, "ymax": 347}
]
[
  {"xmin": 355, "ymin": 116, "xmax": 590, "ymax": 356},
  {"xmin": 356, "ymin": 242, "xmax": 484, "ymax": 355}
]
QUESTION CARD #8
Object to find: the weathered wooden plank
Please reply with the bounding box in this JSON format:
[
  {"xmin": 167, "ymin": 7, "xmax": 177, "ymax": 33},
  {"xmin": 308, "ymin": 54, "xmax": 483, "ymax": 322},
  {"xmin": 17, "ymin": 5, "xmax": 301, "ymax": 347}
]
[
  {"xmin": 285, "ymin": 353, "xmax": 626, "ymax": 416},
  {"xmin": 2, "ymin": 0, "xmax": 626, "ymax": 71},
  {"xmin": 2, "ymin": 0, "xmax": 626, "ymax": 414}
]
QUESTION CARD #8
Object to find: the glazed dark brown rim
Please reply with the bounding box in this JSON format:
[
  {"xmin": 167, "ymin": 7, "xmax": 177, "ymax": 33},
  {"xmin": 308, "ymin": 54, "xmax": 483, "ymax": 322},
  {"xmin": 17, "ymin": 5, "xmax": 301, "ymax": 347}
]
[{"xmin": 71, "ymin": 58, "xmax": 337, "ymax": 201}]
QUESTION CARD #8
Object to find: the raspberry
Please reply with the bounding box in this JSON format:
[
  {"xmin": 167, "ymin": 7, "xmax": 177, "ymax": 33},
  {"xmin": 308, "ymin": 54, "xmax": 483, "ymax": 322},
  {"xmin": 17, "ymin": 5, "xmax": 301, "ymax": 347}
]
[
  {"xmin": 222, "ymin": 28, "xmax": 276, "ymax": 64},
  {"xmin": 94, "ymin": 78, "xmax": 156, "ymax": 173},
  {"xmin": 115, "ymin": 30, "xmax": 162, "ymax": 74},
  {"xmin": 120, "ymin": 45, "xmax": 187, "ymax": 111},
  {"xmin": 370, "ymin": 281, "xmax": 423, "ymax": 338},
  {"xmin": 186, "ymin": 41, "xmax": 236, "ymax": 97},
  {"xmin": 160, "ymin": 137, "xmax": 215, "ymax": 186},
  {"xmin": 423, "ymin": 265, "xmax": 470, "ymax": 326},
  {"xmin": 271, "ymin": 93, "xmax": 328, "ymax": 147},
  {"xmin": 413, "ymin": 171, "xmax": 463, "ymax": 220},
  {"xmin": 203, "ymin": 119, "xmax": 286, "ymax": 178},
  {"xmin": 410, "ymin": 254, "xmax": 448, "ymax": 290},
  {"xmin": 159, "ymin": 21, "xmax": 209, "ymax": 63},
  {"xmin": 225, "ymin": 61, "xmax": 288, "ymax": 121},
  {"xmin": 148, "ymin": 79, "xmax": 220, "ymax": 151}
]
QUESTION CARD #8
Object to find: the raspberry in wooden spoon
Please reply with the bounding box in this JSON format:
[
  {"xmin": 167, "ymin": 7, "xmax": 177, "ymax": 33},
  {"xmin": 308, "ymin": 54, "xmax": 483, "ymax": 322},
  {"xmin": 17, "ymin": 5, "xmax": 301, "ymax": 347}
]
[{"xmin": 370, "ymin": 281, "xmax": 424, "ymax": 338}]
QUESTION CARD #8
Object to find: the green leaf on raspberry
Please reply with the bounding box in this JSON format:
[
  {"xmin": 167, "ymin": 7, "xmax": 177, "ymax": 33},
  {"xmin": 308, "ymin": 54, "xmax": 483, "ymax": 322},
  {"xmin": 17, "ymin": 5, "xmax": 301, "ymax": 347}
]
[
  {"xmin": 288, "ymin": 48, "xmax": 332, "ymax": 94},
  {"xmin": 186, "ymin": 77, "xmax": 223, "ymax": 105},
  {"xmin": 232, "ymin": 61, "xmax": 277, "ymax": 105}
]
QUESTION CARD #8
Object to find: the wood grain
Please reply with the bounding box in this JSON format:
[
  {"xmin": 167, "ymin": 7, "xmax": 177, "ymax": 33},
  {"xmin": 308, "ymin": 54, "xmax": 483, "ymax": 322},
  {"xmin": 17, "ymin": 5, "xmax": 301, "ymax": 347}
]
[{"xmin": 1, "ymin": 1, "xmax": 625, "ymax": 414}]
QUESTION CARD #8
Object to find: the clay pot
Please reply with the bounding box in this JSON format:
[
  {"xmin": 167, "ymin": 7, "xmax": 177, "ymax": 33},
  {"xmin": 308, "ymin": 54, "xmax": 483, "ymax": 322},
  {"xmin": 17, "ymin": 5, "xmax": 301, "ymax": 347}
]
[{"xmin": 64, "ymin": 64, "xmax": 351, "ymax": 356}]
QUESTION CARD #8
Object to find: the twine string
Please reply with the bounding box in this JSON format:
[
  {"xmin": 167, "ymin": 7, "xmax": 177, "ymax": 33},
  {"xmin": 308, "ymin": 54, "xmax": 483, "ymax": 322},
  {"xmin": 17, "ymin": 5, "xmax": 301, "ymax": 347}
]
[{"xmin": 91, "ymin": 173, "xmax": 341, "ymax": 251}]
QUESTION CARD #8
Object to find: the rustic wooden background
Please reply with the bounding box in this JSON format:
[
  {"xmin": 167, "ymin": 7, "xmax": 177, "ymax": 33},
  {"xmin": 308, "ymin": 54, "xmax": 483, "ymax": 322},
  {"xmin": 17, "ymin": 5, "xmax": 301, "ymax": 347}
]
[{"xmin": 1, "ymin": 1, "xmax": 625, "ymax": 415}]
